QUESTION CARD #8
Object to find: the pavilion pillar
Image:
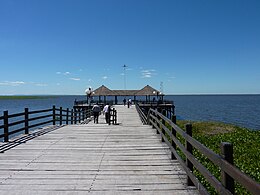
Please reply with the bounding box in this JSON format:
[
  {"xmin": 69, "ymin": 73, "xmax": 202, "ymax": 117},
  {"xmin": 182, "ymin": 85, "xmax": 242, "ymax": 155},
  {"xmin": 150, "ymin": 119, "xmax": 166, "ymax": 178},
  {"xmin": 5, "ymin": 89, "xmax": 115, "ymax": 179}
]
[
  {"xmin": 115, "ymin": 96, "xmax": 118, "ymax": 105},
  {"xmin": 99, "ymin": 96, "xmax": 101, "ymax": 103}
]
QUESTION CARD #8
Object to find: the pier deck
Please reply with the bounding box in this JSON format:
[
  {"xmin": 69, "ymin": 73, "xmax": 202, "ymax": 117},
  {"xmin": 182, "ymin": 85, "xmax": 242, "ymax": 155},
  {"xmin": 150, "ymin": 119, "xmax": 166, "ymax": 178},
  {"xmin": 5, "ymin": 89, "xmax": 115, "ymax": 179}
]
[{"xmin": 0, "ymin": 105, "xmax": 198, "ymax": 194}]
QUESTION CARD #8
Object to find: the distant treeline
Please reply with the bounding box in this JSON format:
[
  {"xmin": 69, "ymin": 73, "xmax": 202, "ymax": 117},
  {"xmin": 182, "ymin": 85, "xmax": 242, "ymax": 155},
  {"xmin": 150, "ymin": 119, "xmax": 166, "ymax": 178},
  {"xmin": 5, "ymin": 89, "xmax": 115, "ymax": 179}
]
[{"xmin": 0, "ymin": 96, "xmax": 57, "ymax": 100}]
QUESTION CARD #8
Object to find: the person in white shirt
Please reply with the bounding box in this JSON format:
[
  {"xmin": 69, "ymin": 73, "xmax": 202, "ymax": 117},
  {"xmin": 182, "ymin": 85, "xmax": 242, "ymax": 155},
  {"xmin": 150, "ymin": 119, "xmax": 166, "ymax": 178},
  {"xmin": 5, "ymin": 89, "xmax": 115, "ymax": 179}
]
[{"xmin": 103, "ymin": 104, "xmax": 111, "ymax": 124}]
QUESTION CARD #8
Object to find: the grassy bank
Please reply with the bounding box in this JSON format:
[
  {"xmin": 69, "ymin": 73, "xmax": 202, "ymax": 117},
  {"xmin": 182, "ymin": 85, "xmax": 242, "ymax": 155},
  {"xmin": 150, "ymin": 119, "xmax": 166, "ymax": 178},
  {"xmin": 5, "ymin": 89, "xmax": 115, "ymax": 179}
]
[
  {"xmin": 176, "ymin": 120, "xmax": 260, "ymax": 194},
  {"xmin": 0, "ymin": 96, "xmax": 56, "ymax": 100}
]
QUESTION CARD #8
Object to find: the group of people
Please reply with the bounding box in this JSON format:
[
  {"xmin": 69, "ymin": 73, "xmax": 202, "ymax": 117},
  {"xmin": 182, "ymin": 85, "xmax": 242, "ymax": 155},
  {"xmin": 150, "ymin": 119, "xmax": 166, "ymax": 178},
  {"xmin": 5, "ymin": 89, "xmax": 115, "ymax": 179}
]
[
  {"xmin": 92, "ymin": 103, "xmax": 111, "ymax": 124},
  {"xmin": 92, "ymin": 98, "xmax": 132, "ymax": 124},
  {"xmin": 123, "ymin": 98, "xmax": 132, "ymax": 108}
]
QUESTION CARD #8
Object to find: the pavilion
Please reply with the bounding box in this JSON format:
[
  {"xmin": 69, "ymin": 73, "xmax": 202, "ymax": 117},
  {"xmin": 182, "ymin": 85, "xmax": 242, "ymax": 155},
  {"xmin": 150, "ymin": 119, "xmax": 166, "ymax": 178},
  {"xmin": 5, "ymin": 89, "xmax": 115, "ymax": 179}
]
[{"xmin": 89, "ymin": 85, "xmax": 164, "ymax": 104}]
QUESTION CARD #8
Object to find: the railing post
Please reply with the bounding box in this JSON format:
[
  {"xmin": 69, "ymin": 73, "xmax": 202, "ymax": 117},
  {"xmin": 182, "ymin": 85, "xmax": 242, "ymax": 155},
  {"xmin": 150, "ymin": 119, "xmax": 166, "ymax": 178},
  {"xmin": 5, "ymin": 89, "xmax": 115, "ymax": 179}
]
[
  {"xmin": 221, "ymin": 142, "xmax": 235, "ymax": 194},
  {"xmin": 78, "ymin": 109, "xmax": 80, "ymax": 123},
  {"xmin": 4, "ymin": 111, "xmax": 9, "ymax": 142},
  {"xmin": 83, "ymin": 108, "xmax": 86, "ymax": 121},
  {"xmin": 115, "ymin": 110, "xmax": 117, "ymax": 124},
  {"xmin": 52, "ymin": 105, "xmax": 56, "ymax": 125},
  {"xmin": 186, "ymin": 124, "xmax": 194, "ymax": 186},
  {"xmin": 86, "ymin": 108, "xmax": 89, "ymax": 120},
  {"xmin": 156, "ymin": 110, "xmax": 160, "ymax": 134},
  {"xmin": 24, "ymin": 108, "xmax": 29, "ymax": 134},
  {"xmin": 86, "ymin": 108, "xmax": 89, "ymax": 119},
  {"xmin": 171, "ymin": 115, "xmax": 177, "ymax": 160},
  {"xmin": 66, "ymin": 108, "xmax": 69, "ymax": 125},
  {"xmin": 172, "ymin": 105, "xmax": 175, "ymax": 116},
  {"xmin": 150, "ymin": 110, "xmax": 155, "ymax": 129},
  {"xmin": 79, "ymin": 109, "xmax": 81, "ymax": 123},
  {"xmin": 108, "ymin": 109, "xmax": 111, "ymax": 125},
  {"xmin": 79, "ymin": 109, "xmax": 82, "ymax": 123},
  {"xmin": 83, "ymin": 108, "xmax": 85, "ymax": 121},
  {"xmin": 88, "ymin": 108, "xmax": 91, "ymax": 118},
  {"xmin": 74, "ymin": 109, "xmax": 77, "ymax": 124},
  {"xmin": 77, "ymin": 109, "xmax": 80, "ymax": 123},
  {"xmin": 71, "ymin": 109, "xmax": 74, "ymax": 124},
  {"xmin": 161, "ymin": 109, "xmax": 166, "ymax": 142},
  {"xmin": 112, "ymin": 108, "xmax": 115, "ymax": 124},
  {"xmin": 147, "ymin": 109, "xmax": 150, "ymax": 125},
  {"xmin": 166, "ymin": 107, "xmax": 171, "ymax": 118},
  {"xmin": 59, "ymin": 107, "xmax": 62, "ymax": 126}
]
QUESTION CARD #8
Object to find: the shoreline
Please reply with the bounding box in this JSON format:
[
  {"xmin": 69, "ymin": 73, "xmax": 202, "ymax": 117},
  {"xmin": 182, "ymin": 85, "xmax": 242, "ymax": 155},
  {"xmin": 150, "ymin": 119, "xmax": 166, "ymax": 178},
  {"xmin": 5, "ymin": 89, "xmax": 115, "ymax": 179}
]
[{"xmin": 0, "ymin": 95, "xmax": 58, "ymax": 100}]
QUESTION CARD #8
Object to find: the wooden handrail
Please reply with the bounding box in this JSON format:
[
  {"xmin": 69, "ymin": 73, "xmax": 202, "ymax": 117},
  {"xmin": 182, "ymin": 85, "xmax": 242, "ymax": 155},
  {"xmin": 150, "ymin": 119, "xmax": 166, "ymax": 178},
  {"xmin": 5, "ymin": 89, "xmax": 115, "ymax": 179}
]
[
  {"xmin": 0, "ymin": 106, "xmax": 92, "ymax": 142},
  {"xmin": 135, "ymin": 104, "xmax": 148, "ymax": 124},
  {"xmin": 148, "ymin": 108, "xmax": 260, "ymax": 195}
]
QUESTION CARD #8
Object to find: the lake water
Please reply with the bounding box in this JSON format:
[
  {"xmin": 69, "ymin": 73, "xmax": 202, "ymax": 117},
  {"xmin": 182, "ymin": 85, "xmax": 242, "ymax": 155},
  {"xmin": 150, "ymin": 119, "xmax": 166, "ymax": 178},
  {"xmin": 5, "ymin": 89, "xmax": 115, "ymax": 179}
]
[
  {"xmin": 171, "ymin": 95, "xmax": 260, "ymax": 130},
  {"xmin": 0, "ymin": 95, "xmax": 259, "ymax": 130}
]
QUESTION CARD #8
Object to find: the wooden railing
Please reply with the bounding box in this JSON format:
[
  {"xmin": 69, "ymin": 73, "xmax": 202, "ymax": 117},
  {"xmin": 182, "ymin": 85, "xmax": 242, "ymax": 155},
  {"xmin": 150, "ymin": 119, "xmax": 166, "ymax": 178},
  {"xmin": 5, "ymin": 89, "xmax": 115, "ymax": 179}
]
[
  {"xmin": 136, "ymin": 104, "xmax": 148, "ymax": 124},
  {"xmin": 136, "ymin": 100, "xmax": 174, "ymax": 105},
  {"xmin": 74, "ymin": 100, "xmax": 114, "ymax": 106},
  {"xmin": 136, "ymin": 106, "xmax": 260, "ymax": 195},
  {"xmin": 109, "ymin": 107, "xmax": 117, "ymax": 125},
  {"xmin": 0, "ymin": 106, "xmax": 92, "ymax": 142}
]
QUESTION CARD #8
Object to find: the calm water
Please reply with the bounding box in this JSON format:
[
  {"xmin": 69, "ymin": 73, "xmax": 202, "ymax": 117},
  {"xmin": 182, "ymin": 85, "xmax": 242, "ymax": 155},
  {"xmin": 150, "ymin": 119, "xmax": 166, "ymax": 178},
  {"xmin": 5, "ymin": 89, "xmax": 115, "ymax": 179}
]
[
  {"xmin": 0, "ymin": 95, "xmax": 259, "ymax": 130},
  {"xmin": 170, "ymin": 95, "xmax": 260, "ymax": 130}
]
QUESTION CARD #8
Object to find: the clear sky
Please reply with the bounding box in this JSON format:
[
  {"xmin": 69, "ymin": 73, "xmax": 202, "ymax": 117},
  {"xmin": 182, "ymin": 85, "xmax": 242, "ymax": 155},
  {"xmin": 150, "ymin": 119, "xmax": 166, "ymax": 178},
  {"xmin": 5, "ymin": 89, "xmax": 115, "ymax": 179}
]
[{"xmin": 0, "ymin": 0, "xmax": 260, "ymax": 95}]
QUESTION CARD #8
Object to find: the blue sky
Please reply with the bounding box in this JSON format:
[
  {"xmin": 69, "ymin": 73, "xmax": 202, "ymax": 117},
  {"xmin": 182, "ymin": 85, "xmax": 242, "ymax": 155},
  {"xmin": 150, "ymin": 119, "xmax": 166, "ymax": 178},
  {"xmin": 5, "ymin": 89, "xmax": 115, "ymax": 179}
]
[{"xmin": 0, "ymin": 0, "xmax": 260, "ymax": 95}]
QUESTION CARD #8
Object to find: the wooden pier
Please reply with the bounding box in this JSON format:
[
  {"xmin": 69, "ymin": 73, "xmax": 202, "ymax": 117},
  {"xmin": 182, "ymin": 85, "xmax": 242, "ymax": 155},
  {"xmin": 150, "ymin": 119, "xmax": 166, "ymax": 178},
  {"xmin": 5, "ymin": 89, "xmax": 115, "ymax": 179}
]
[{"xmin": 0, "ymin": 105, "xmax": 198, "ymax": 194}]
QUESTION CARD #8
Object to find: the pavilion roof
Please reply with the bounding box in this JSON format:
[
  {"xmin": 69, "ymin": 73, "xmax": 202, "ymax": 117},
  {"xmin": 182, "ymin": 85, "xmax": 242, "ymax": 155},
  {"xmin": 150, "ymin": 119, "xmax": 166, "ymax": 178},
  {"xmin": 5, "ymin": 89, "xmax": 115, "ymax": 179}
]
[
  {"xmin": 134, "ymin": 85, "xmax": 161, "ymax": 96},
  {"xmin": 113, "ymin": 90, "xmax": 138, "ymax": 96},
  {"xmin": 91, "ymin": 85, "xmax": 163, "ymax": 96},
  {"xmin": 92, "ymin": 85, "xmax": 118, "ymax": 96}
]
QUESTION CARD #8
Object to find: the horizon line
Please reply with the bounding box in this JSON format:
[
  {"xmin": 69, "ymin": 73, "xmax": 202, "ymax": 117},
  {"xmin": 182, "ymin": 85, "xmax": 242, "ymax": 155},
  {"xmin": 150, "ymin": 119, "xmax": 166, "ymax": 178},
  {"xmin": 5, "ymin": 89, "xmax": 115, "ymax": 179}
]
[{"xmin": 1, "ymin": 93, "xmax": 260, "ymax": 96}]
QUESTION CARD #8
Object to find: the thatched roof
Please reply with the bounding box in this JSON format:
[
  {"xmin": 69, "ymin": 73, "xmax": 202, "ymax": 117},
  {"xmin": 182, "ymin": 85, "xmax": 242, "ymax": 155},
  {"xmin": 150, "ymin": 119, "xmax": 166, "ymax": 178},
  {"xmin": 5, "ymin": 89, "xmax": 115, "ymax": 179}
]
[
  {"xmin": 114, "ymin": 90, "xmax": 138, "ymax": 96},
  {"xmin": 134, "ymin": 85, "xmax": 160, "ymax": 96},
  {"xmin": 91, "ymin": 85, "xmax": 163, "ymax": 96},
  {"xmin": 92, "ymin": 85, "xmax": 118, "ymax": 96}
]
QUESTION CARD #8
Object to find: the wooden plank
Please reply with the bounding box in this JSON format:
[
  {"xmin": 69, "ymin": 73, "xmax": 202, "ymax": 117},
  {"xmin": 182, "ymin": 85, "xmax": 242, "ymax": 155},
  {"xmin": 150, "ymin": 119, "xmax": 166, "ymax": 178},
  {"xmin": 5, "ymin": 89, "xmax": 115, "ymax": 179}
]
[{"xmin": 0, "ymin": 105, "xmax": 198, "ymax": 194}]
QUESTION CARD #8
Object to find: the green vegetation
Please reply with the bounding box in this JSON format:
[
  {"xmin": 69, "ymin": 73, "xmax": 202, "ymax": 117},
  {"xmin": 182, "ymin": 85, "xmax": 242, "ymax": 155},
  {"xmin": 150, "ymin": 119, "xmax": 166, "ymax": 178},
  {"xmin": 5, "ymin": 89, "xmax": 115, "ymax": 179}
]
[
  {"xmin": 0, "ymin": 96, "xmax": 56, "ymax": 100},
  {"xmin": 169, "ymin": 120, "xmax": 260, "ymax": 194}
]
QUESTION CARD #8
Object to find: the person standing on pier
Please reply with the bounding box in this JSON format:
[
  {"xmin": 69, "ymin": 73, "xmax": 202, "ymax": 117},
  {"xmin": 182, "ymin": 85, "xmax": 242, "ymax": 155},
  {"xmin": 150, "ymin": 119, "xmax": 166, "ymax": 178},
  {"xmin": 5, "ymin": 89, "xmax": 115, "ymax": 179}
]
[
  {"xmin": 127, "ymin": 98, "xmax": 132, "ymax": 108},
  {"xmin": 92, "ymin": 103, "xmax": 101, "ymax": 124},
  {"xmin": 103, "ymin": 104, "xmax": 111, "ymax": 124}
]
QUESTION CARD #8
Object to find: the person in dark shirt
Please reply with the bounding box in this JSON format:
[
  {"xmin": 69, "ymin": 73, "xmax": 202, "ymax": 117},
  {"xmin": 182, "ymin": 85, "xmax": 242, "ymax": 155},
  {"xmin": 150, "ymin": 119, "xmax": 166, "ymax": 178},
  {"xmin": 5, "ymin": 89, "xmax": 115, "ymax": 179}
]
[{"xmin": 92, "ymin": 104, "xmax": 101, "ymax": 123}]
